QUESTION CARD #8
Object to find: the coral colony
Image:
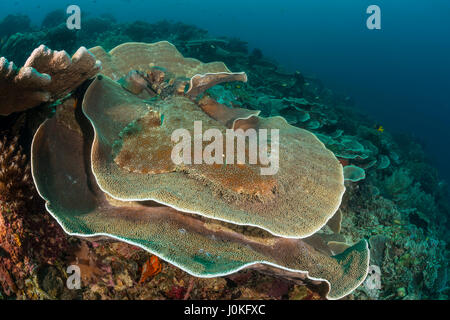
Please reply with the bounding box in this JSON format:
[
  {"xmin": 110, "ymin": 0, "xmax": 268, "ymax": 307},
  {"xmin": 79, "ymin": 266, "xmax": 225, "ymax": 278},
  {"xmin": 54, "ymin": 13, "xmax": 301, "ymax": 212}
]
[{"xmin": 0, "ymin": 14, "xmax": 448, "ymax": 300}]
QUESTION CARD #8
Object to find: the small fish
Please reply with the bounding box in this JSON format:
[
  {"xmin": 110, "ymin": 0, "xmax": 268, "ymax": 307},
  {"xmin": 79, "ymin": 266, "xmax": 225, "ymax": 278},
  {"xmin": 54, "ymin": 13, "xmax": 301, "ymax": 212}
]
[
  {"xmin": 375, "ymin": 124, "xmax": 385, "ymax": 133},
  {"xmin": 139, "ymin": 255, "xmax": 162, "ymax": 284}
]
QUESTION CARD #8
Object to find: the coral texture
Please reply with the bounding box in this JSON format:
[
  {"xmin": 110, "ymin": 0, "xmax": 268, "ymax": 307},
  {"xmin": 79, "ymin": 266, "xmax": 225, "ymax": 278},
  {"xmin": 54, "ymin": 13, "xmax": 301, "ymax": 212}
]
[
  {"xmin": 89, "ymin": 41, "xmax": 230, "ymax": 81},
  {"xmin": 0, "ymin": 45, "xmax": 101, "ymax": 116},
  {"xmin": 83, "ymin": 75, "xmax": 345, "ymax": 238},
  {"xmin": 0, "ymin": 132, "xmax": 70, "ymax": 298},
  {"xmin": 81, "ymin": 42, "xmax": 346, "ymax": 239},
  {"xmin": 2, "ymin": 17, "xmax": 446, "ymax": 300},
  {"xmin": 29, "ymin": 42, "xmax": 368, "ymax": 299},
  {"xmin": 0, "ymin": 136, "xmax": 33, "ymax": 210},
  {"xmin": 32, "ymin": 104, "xmax": 368, "ymax": 300}
]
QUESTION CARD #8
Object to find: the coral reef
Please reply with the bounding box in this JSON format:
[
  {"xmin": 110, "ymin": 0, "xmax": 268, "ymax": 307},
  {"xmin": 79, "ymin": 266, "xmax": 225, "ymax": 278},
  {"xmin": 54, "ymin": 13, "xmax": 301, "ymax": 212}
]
[
  {"xmin": 0, "ymin": 18, "xmax": 448, "ymax": 301},
  {"xmin": 30, "ymin": 42, "xmax": 369, "ymax": 299},
  {"xmin": 0, "ymin": 132, "xmax": 72, "ymax": 299},
  {"xmin": 81, "ymin": 43, "xmax": 346, "ymax": 238},
  {"xmin": 41, "ymin": 10, "xmax": 66, "ymax": 29},
  {"xmin": 0, "ymin": 15, "xmax": 31, "ymax": 40}
]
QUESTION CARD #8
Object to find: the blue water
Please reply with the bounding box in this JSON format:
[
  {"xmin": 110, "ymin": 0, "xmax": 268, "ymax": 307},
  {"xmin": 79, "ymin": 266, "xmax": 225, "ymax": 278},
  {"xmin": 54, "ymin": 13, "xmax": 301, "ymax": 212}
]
[{"xmin": 2, "ymin": 0, "xmax": 450, "ymax": 182}]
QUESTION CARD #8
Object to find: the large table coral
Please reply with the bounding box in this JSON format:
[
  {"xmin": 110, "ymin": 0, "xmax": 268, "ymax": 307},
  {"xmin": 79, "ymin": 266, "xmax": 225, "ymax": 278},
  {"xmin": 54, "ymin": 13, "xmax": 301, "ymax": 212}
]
[
  {"xmin": 83, "ymin": 41, "xmax": 346, "ymax": 239},
  {"xmin": 83, "ymin": 76, "xmax": 345, "ymax": 238},
  {"xmin": 30, "ymin": 41, "xmax": 369, "ymax": 299}
]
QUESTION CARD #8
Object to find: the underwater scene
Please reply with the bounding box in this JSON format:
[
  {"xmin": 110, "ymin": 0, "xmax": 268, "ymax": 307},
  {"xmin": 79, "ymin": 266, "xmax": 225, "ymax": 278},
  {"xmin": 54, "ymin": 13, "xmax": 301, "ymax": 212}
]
[{"xmin": 0, "ymin": 0, "xmax": 449, "ymax": 303}]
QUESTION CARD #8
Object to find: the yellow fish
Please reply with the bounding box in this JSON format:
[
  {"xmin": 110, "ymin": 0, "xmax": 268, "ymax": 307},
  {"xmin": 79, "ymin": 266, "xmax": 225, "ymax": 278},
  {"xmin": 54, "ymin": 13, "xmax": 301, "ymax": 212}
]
[{"xmin": 375, "ymin": 125, "xmax": 384, "ymax": 133}]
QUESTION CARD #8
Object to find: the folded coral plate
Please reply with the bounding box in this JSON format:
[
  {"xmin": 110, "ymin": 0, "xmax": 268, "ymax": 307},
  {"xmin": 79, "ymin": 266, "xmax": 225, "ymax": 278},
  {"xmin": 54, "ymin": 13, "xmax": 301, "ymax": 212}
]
[{"xmin": 30, "ymin": 42, "xmax": 369, "ymax": 299}]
